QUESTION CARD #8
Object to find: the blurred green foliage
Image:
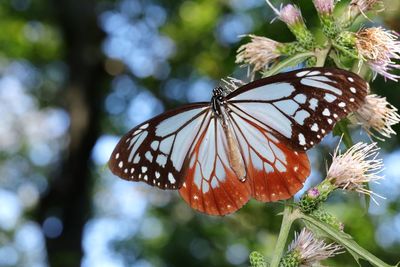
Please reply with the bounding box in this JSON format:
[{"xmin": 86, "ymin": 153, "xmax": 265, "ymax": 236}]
[{"xmin": 0, "ymin": 0, "xmax": 399, "ymax": 267}]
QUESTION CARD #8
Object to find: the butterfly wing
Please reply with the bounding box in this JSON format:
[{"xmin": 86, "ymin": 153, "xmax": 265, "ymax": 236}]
[
  {"xmin": 227, "ymin": 111, "xmax": 310, "ymax": 202},
  {"xmin": 109, "ymin": 103, "xmax": 211, "ymax": 190},
  {"xmin": 227, "ymin": 67, "xmax": 369, "ymax": 151},
  {"xmin": 178, "ymin": 115, "xmax": 252, "ymax": 215},
  {"xmin": 224, "ymin": 67, "xmax": 368, "ymax": 203}
]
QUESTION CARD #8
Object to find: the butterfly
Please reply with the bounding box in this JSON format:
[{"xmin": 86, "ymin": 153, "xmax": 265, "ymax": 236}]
[{"xmin": 109, "ymin": 67, "xmax": 368, "ymax": 216}]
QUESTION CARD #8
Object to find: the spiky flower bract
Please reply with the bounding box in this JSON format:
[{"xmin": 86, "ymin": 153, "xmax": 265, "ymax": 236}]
[
  {"xmin": 356, "ymin": 27, "xmax": 400, "ymax": 81},
  {"xmin": 236, "ymin": 35, "xmax": 281, "ymax": 74},
  {"xmin": 326, "ymin": 142, "xmax": 384, "ymax": 201},
  {"xmin": 354, "ymin": 94, "xmax": 400, "ymax": 139},
  {"xmin": 280, "ymin": 228, "xmax": 342, "ymax": 267}
]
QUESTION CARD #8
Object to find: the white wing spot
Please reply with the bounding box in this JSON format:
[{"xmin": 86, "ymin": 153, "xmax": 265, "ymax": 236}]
[
  {"xmin": 328, "ymin": 118, "xmax": 333, "ymax": 124},
  {"xmin": 141, "ymin": 166, "xmax": 147, "ymax": 173},
  {"xmin": 130, "ymin": 168, "xmax": 134, "ymax": 174},
  {"xmin": 348, "ymin": 77, "xmax": 354, "ymax": 82},
  {"xmin": 350, "ymin": 98, "xmax": 355, "ymax": 102},
  {"xmin": 118, "ymin": 161, "xmax": 123, "ymax": 168},
  {"xmin": 294, "ymin": 94, "xmax": 307, "ymax": 104},
  {"xmin": 311, "ymin": 123, "xmax": 319, "ymax": 132},
  {"xmin": 156, "ymin": 154, "xmax": 167, "ymax": 167},
  {"xmin": 301, "ymin": 78, "xmax": 342, "ymax": 95},
  {"xmin": 309, "ymin": 98, "xmax": 318, "ymax": 111},
  {"xmin": 321, "ymin": 129, "xmax": 326, "ymax": 134},
  {"xmin": 155, "ymin": 171, "xmax": 160, "ymax": 179},
  {"xmin": 298, "ymin": 133, "xmax": 306, "ymax": 146},
  {"xmin": 317, "ymin": 134, "xmax": 321, "ymax": 139},
  {"xmin": 307, "ymin": 71, "xmax": 321, "ymax": 76},
  {"xmin": 124, "ymin": 168, "xmax": 128, "ymax": 174},
  {"xmin": 350, "ymin": 87, "xmax": 356, "ymax": 93},
  {"xmin": 168, "ymin": 173, "xmax": 176, "ymax": 184},
  {"xmin": 338, "ymin": 102, "xmax": 346, "ymax": 108},
  {"xmin": 296, "ymin": 70, "xmax": 310, "ymax": 77},
  {"xmin": 140, "ymin": 123, "xmax": 149, "ymax": 129},
  {"xmin": 115, "ymin": 153, "xmax": 120, "ymax": 159},
  {"xmin": 145, "ymin": 151, "xmax": 153, "ymax": 162},
  {"xmin": 294, "ymin": 166, "xmax": 299, "ymax": 172},
  {"xmin": 294, "ymin": 110, "xmax": 310, "ymax": 125},
  {"xmin": 322, "ymin": 108, "xmax": 331, "ymax": 116},
  {"xmin": 150, "ymin": 141, "xmax": 159, "ymax": 150},
  {"xmin": 144, "ymin": 175, "xmax": 148, "ymax": 181},
  {"xmin": 324, "ymin": 93, "xmax": 337, "ymax": 103},
  {"xmin": 160, "ymin": 136, "xmax": 174, "ymax": 154},
  {"xmin": 310, "ymin": 141, "xmax": 314, "ymax": 145},
  {"xmin": 133, "ymin": 154, "xmax": 140, "ymax": 164},
  {"xmin": 325, "ymin": 72, "xmax": 333, "ymax": 75},
  {"xmin": 333, "ymin": 113, "xmax": 338, "ymax": 118}
]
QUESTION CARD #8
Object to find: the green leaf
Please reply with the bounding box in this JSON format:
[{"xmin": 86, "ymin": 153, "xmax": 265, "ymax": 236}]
[
  {"xmin": 262, "ymin": 52, "xmax": 315, "ymax": 77},
  {"xmin": 333, "ymin": 119, "xmax": 353, "ymax": 148},
  {"xmin": 299, "ymin": 213, "xmax": 397, "ymax": 267}
]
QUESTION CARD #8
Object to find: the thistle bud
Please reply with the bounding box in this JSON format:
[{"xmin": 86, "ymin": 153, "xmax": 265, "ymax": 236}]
[
  {"xmin": 249, "ymin": 251, "xmax": 268, "ymax": 267},
  {"xmin": 311, "ymin": 208, "xmax": 344, "ymax": 232},
  {"xmin": 334, "ymin": 31, "xmax": 359, "ymax": 59},
  {"xmin": 266, "ymin": 1, "xmax": 315, "ymax": 50},
  {"xmin": 299, "ymin": 180, "xmax": 335, "ymax": 214},
  {"xmin": 313, "ymin": 0, "xmax": 340, "ymax": 38}
]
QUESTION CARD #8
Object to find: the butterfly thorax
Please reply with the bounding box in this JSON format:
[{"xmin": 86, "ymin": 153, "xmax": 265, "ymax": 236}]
[
  {"xmin": 211, "ymin": 86, "xmax": 247, "ymax": 182},
  {"xmin": 211, "ymin": 86, "xmax": 225, "ymax": 117}
]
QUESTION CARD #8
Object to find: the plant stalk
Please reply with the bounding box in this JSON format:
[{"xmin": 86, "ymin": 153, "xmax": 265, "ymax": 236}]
[{"xmin": 270, "ymin": 205, "xmax": 297, "ymax": 267}]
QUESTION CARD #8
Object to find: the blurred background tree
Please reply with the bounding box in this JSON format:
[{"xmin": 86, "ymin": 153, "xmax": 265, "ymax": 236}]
[{"xmin": 0, "ymin": 0, "xmax": 399, "ymax": 267}]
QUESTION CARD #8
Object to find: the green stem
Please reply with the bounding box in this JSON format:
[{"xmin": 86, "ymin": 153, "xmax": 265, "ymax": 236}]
[
  {"xmin": 270, "ymin": 205, "xmax": 298, "ymax": 267},
  {"xmin": 315, "ymin": 46, "xmax": 331, "ymax": 67},
  {"xmin": 299, "ymin": 213, "xmax": 398, "ymax": 267}
]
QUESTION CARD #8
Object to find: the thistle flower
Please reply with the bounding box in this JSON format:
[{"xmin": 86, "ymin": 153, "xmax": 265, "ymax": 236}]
[
  {"xmin": 355, "ymin": 27, "xmax": 400, "ymax": 81},
  {"xmin": 236, "ymin": 35, "xmax": 281, "ymax": 74},
  {"xmin": 354, "ymin": 94, "xmax": 400, "ymax": 139},
  {"xmin": 266, "ymin": 1, "xmax": 303, "ymax": 26},
  {"xmin": 280, "ymin": 228, "xmax": 342, "ymax": 267},
  {"xmin": 326, "ymin": 142, "xmax": 384, "ymax": 202},
  {"xmin": 313, "ymin": 0, "xmax": 335, "ymax": 15}
]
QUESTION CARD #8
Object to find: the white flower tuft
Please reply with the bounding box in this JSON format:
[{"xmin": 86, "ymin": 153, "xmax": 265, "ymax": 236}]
[
  {"xmin": 327, "ymin": 142, "xmax": 384, "ymax": 203},
  {"xmin": 288, "ymin": 228, "xmax": 343, "ymax": 266},
  {"xmin": 354, "ymin": 94, "xmax": 400, "ymax": 139}
]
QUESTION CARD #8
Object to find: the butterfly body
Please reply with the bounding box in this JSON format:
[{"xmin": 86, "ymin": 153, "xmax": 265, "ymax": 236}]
[
  {"xmin": 109, "ymin": 68, "xmax": 368, "ymax": 215},
  {"xmin": 211, "ymin": 87, "xmax": 248, "ymax": 182}
]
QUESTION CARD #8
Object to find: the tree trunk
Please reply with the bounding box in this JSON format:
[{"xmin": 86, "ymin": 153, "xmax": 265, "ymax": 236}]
[{"xmin": 36, "ymin": 1, "xmax": 109, "ymax": 266}]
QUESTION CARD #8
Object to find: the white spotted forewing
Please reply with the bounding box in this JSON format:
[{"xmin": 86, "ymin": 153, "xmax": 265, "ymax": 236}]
[{"xmin": 109, "ymin": 67, "xmax": 368, "ymax": 216}]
